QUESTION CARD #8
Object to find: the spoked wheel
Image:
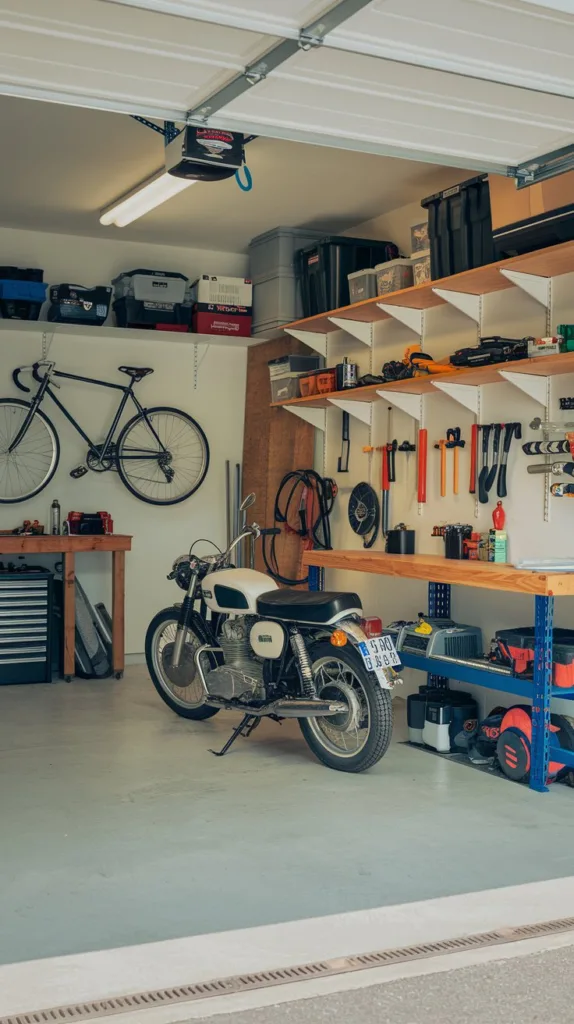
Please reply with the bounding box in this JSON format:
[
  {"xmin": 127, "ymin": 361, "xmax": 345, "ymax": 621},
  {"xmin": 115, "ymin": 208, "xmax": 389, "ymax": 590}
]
[
  {"xmin": 145, "ymin": 607, "xmax": 219, "ymax": 720},
  {"xmin": 299, "ymin": 642, "xmax": 392, "ymax": 772},
  {"xmin": 0, "ymin": 399, "xmax": 60, "ymax": 503},
  {"xmin": 117, "ymin": 406, "xmax": 209, "ymax": 505}
]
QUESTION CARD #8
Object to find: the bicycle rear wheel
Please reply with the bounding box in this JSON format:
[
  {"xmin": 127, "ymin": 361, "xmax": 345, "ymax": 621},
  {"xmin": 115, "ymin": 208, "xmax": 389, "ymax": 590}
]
[
  {"xmin": 116, "ymin": 406, "xmax": 209, "ymax": 505},
  {"xmin": 0, "ymin": 399, "xmax": 60, "ymax": 503}
]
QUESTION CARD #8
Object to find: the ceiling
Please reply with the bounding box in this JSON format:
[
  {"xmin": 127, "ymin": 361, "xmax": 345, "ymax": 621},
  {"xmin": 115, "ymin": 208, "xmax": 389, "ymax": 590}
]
[
  {"xmin": 1, "ymin": 0, "xmax": 573, "ymax": 172},
  {"xmin": 0, "ymin": 94, "xmax": 472, "ymax": 250}
]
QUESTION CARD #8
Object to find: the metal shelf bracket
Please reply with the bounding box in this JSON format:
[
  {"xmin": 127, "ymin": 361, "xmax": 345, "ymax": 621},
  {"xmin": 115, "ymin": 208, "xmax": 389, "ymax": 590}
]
[
  {"xmin": 432, "ymin": 288, "xmax": 482, "ymax": 323},
  {"xmin": 500, "ymin": 269, "xmax": 550, "ymax": 307},
  {"xmin": 328, "ymin": 398, "xmax": 372, "ymax": 425},
  {"xmin": 498, "ymin": 370, "xmax": 549, "ymax": 405},
  {"xmin": 378, "ymin": 390, "xmax": 423, "ymax": 420},
  {"xmin": 283, "ymin": 328, "xmax": 327, "ymax": 357},
  {"xmin": 281, "ymin": 406, "xmax": 326, "ymax": 430},
  {"xmin": 377, "ymin": 304, "xmax": 424, "ymax": 336},
  {"xmin": 432, "ymin": 380, "xmax": 481, "ymax": 414},
  {"xmin": 327, "ymin": 318, "xmax": 372, "ymax": 346}
]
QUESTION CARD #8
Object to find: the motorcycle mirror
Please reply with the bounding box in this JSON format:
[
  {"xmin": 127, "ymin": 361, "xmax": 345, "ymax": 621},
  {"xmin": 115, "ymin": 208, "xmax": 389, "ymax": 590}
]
[{"xmin": 240, "ymin": 492, "xmax": 256, "ymax": 512}]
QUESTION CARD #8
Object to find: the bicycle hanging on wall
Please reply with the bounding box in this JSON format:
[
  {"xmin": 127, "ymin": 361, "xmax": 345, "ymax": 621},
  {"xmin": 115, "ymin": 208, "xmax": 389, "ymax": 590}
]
[{"xmin": 0, "ymin": 361, "xmax": 209, "ymax": 506}]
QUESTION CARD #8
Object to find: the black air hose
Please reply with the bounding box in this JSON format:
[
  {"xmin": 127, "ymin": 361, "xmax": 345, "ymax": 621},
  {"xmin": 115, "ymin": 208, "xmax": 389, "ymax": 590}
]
[{"xmin": 262, "ymin": 469, "xmax": 336, "ymax": 586}]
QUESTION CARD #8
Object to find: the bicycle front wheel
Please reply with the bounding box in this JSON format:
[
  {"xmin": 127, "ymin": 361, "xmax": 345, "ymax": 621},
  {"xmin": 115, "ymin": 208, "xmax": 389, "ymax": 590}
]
[
  {"xmin": 0, "ymin": 399, "xmax": 60, "ymax": 503},
  {"xmin": 117, "ymin": 406, "xmax": 209, "ymax": 505}
]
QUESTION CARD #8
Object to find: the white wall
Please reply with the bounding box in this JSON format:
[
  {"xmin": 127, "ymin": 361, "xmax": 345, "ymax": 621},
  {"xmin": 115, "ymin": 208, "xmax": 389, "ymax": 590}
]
[
  {"xmin": 0, "ymin": 226, "xmax": 249, "ymax": 655},
  {"xmin": 318, "ymin": 203, "xmax": 574, "ymax": 718}
]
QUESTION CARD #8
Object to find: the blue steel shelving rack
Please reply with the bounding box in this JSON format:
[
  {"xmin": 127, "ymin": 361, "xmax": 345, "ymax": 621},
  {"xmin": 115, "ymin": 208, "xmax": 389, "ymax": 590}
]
[{"xmin": 307, "ymin": 563, "xmax": 573, "ymax": 794}]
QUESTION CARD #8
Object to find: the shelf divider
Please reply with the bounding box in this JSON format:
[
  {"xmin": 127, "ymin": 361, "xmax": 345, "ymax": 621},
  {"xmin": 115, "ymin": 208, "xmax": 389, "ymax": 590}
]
[
  {"xmin": 327, "ymin": 318, "xmax": 372, "ymax": 346},
  {"xmin": 432, "ymin": 380, "xmax": 481, "ymax": 413},
  {"xmin": 377, "ymin": 304, "xmax": 424, "ymax": 335},
  {"xmin": 498, "ymin": 370, "xmax": 550, "ymax": 405},
  {"xmin": 377, "ymin": 390, "xmax": 423, "ymax": 419},
  {"xmin": 499, "ymin": 269, "xmax": 550, "ymax": 307},
  {"xmin": 432, "ymin": 288, "xmax": 482, "ymax": 323},
  {"xmin": 328, "ymin": 398, "xmax": 372, "ymax": 425},
  {"xmin": 282, "ymin": 328, "xmax": 327, "ymax": 356}
]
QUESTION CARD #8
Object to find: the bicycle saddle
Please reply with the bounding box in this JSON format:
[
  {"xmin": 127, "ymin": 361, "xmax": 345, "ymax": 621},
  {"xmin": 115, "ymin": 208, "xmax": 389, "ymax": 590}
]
[{"xmin": 118, "ymin": 366, "xmax": 154, "ymax": 381}]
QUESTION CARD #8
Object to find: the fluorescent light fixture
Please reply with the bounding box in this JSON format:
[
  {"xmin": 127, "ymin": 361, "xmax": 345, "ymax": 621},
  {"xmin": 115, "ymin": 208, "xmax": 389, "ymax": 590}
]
[{"xmin": 100, "ymin": 169, "xmax": 196, "ymax": 227}]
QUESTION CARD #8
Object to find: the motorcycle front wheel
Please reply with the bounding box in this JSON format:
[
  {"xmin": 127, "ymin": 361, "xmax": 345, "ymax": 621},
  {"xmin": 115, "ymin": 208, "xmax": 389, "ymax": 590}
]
[
  {"xmin": 299, "ymin": 641, "xmax": 392, "ymax": 773},
  {"xmin": 145, "ymin": 607, "xmax": 219, "ymax": 720}
]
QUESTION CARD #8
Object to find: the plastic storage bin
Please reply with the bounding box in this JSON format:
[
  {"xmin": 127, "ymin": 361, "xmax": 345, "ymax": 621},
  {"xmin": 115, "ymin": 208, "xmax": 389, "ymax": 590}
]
[
  {"xmin": 297, "ymin": 236, "xmax": 399, "ymax": 317},
  {"xmin": 422, "ymin": 175, "xmax": 494, "ymax": 280},
  {"xmin": 270, "ymin": 374, "xmax": 302, "ymax": 403},
  {"xmin": 316, "ymin": 369, "xmax": 337, "ymax": 394},
  {"xmin": 190, "ymin": 275, "xmax": 252, "ymax": 307},
  {"xmin": 347, "ymin": 268, "xmax": 378, "ymax": 302},
  {"xmin": 0, "ymin": 279, "xmax": 47, "ymax": 320},
  {"xmin": 410, "ymin": 222, "xmax": 429, "ymax": 253},
  {"xmin": 249, "ymin": 226, "xmax": 324, "ymax": 332},
  {"xmin": 375, "ymin": 258, "xmax": 413, "ymax": 295},
  {"xmin": 48, "ymin": 285, "xmax": 111, "ymax": 326},
  {"xmin": 0, "ymin": 266, "xmax": 43, "ymax": 282},
  {"xmin": 114, "ymin": 295, "xmax": 192, "ymax": 329},
  {"xmin": 113, "ymin": 269, "xmax": 188, "ymax": 305},
  {"xmin": 411, "ymin": 251, "xmax": 431, "ymax": 285},
  {"xmin": 268, "ymin": 354, "xmax": 323, "ymax": 379},
  {"xmin": 299, "ymin": 370, "xmax": 321, "ymax": 397}
]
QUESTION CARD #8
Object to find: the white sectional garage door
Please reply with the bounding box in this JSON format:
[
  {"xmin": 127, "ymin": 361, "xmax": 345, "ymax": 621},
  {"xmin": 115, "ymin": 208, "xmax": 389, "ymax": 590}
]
[{"xmin": 1, "ymin": 0, "xmax": 573, "ymax": 172}]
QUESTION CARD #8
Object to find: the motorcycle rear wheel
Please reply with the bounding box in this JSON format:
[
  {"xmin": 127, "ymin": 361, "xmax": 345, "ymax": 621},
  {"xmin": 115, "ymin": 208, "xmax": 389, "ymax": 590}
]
[
  {"xmin": 299, "ymin": 642, "xmax": 392, "ymax": 772},
  {"xmin": 145, "ymin": 607, "xmax": 219, "ymax": 720}
]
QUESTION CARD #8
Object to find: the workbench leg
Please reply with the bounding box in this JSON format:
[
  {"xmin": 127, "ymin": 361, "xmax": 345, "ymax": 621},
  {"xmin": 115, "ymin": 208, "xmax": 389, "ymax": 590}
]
[
  {"xmin": 530, "ymin": 594, "xmax": 553, "ymax": 793},
  {"xmin": 112, "ymin": 550, "xmax": 126, "ymax": 678},
  {"xmin": 308, "ymin": 565, "xmax": 323, "ymax": 592},
  {"xmin": 63, "ymin": 552, "xmax": 75, "ymax": 680},
  {"xmin": 427, "ymin": 582, "xmax": 450, "ymax": 689}
]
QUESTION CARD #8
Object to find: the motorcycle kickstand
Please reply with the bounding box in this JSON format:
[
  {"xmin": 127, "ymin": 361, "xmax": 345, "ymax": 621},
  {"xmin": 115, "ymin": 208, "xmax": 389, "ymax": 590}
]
[{"xmin": 209, "ymin": 714, "xmax": 261, "ymax": 757}]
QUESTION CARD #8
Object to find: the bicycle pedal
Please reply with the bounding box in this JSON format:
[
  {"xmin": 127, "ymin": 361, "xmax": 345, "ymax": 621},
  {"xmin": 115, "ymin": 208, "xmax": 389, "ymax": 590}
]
[{"xmin": 70, "ymin": 464, "xmax": 88, "ymax": 479}]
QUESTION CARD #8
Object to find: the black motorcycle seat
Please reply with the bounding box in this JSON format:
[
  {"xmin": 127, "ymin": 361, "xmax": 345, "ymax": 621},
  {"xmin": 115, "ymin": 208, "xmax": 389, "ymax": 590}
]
[
  {"xmin": 257, "ymin": 589, "xmax": 362, "ymax": 624},
  {"xmin": 118, "ymin": 366, "xmax": 154, "ymax": 380}
]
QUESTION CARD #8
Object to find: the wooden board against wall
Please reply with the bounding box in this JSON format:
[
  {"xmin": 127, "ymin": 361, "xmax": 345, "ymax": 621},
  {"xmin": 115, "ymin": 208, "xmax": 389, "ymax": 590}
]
[{"xmin": 242, "ymin": 337, "xmax": 314, "ymax": 583}]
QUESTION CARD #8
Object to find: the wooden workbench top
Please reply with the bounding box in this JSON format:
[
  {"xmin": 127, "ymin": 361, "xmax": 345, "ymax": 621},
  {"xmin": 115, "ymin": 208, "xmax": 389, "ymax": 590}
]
[
  {"xmin": 0, "ymin": 534, "xmax": 132, "ymax": 553},
  {"xmin": 302, "ymin": 550, "xmax": 574, "ymax": 597}
]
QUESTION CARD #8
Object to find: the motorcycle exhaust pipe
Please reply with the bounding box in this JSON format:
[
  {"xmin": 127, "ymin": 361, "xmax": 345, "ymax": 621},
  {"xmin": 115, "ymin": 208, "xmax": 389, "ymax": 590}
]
[{"xmin": 204, "ymin": 696, "xmax": 348, "ymax": 719}]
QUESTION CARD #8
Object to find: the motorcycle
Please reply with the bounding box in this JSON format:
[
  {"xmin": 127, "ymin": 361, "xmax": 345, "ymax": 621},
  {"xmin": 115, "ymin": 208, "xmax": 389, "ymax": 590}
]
[{"xmin": 145, "ymin": 495, "xmax": 401, "ymax": 772}]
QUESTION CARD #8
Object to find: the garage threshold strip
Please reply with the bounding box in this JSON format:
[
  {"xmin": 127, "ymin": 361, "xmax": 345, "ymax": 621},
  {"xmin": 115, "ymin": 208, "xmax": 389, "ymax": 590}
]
[{"xmin": 5, "ymin": 915, "xmax": 574, "ymax": 1024}]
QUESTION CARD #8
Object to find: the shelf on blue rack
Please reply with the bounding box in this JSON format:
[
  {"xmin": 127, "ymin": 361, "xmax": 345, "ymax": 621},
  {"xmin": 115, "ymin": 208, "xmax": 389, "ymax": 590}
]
[{"xmin": 399, "ymin": 651, "xmax": 574, "ymax": 700}]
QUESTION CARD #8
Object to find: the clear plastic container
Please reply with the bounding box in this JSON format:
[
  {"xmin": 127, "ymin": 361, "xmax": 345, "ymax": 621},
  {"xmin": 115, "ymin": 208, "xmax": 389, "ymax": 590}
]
[
  {"xmin": 411, "ymin": 251, "xmax": 431, "ymax": 286},
  {"xmin": 347, "ymin": 268, "xmax": 378, "ymax": 302},
  {"xmin": 375, "ymin": 258, "xmax": 413, "ymax": 295},
  {"xmin": 270, "ymin": 374, "xmax": 301, "ymax": 403}
]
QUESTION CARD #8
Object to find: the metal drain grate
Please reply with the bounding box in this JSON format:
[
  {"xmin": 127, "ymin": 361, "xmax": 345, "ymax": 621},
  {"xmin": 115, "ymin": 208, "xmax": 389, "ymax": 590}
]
[{"xmin": 4, "ymin": 915, "xmax": 574, "ymax": 1024}]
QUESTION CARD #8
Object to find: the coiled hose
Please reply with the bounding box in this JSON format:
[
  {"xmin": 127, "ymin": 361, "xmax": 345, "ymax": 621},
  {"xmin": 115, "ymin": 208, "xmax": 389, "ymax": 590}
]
[{"xmin": 261, "ymin": 470, "xmax": 336, "ymax": 586}]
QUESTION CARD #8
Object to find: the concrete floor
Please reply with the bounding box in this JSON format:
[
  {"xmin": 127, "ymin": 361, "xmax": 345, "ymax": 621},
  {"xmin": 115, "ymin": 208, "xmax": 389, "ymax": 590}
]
[
  {"xmin": 184, "ymin": 945, "xmax": 574, "ymax": 1024},
  {"xmin": 1, "ymin": 668, "xmax": 574, "ymax": 966}
]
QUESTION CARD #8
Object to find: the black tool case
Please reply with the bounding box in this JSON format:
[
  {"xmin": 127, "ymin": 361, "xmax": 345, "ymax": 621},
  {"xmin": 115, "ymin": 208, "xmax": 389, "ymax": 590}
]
[
  {"xmin": 48, "ymin": 285, "xmax": 112, "ymax": 326},
  {"xmin": 0, "ymin": 570, "xmax": 53, "ymax": 684}
]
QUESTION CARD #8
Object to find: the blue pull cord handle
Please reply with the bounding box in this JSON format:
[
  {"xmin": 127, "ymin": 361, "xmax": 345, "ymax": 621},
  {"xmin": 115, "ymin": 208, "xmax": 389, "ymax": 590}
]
[{"xmin": 235, "ymin": 165, "xmax": 253, "ymax": 191}]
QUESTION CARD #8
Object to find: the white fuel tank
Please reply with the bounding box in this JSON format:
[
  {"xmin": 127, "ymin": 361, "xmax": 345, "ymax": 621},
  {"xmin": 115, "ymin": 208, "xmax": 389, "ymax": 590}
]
[{"xmin": 201, "ymin": 568, "xmax": 278, "ymax": 615}]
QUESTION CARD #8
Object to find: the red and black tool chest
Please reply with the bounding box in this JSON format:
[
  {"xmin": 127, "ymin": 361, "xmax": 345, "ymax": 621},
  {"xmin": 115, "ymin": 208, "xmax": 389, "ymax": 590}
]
[{"xmin": 494, "ymin": 627, "xmax": 574, "ymax": 689}]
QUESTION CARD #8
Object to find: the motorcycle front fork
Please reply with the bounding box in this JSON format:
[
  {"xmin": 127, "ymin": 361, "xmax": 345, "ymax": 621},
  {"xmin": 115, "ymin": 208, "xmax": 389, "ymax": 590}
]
[{"xmin": 171, "ymin": 569, "xmax": 199, "ymax": 669}]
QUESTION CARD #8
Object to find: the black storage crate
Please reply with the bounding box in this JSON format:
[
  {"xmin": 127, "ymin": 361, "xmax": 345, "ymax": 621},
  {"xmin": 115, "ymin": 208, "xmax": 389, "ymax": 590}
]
[
  {"xmin": 422, "ymin": 175, "xmax": 494, "ymax": 280},
  {"xmin": 0, "ymin": 266, "xmax": 43, "ymax": 282},
  {"xmin": 296, "ymin": 236, "xmax": 399, "ymax": 317},
  {"xmin": 0, "ymin": 570, "xmax": 53, "ymax": 684},
  {"xmin": 494, "ymin": 203, "xmax": 574, "ymax": 260},
  {"xmin": 113, "ymin": 296, "xmax": 192, "ymax": 329},
  {"xmin": 48, "ymin": 285, "xmax": 111, "ymax": 326}
]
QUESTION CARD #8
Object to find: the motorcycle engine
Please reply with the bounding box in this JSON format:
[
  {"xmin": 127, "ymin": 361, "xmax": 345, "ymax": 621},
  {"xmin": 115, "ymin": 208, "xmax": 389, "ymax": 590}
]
[{"xmin": 205, "ymin": 616, "xmax": 264, "ymax": 701}]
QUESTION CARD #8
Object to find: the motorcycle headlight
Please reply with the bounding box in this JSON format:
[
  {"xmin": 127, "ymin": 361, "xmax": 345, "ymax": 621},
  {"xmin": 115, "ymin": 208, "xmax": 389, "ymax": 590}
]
[{"xmin": 170, "ymin": 554, "xmax": 192, "ymax": 590}]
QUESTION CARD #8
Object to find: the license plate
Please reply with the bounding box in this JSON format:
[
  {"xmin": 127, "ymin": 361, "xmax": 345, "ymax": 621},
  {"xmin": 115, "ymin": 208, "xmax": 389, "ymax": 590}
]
[{"xmin": 358, "ymin": 635, "xmax": 401, "ymax": 688}]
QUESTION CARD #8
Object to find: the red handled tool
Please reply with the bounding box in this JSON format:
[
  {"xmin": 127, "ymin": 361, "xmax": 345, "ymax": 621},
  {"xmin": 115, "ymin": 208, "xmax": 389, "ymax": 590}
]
[
  {"xmin": 469, "ymin": 423, "xmax": 478, "ymax": 494},
  {"xmin": 417, "ymin": 428, "xmax": 428, "ymax": 503}
]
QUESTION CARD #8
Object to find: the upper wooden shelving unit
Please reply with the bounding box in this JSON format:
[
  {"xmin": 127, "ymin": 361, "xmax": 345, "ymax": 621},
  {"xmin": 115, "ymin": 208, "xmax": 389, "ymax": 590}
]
[
  {"xmin": 302, "ymin": 550, "xmax": 574, "ymax": 597},
  {"xmin": 284, "ymin": 240, "xmax": 574, "ymax": 335}
]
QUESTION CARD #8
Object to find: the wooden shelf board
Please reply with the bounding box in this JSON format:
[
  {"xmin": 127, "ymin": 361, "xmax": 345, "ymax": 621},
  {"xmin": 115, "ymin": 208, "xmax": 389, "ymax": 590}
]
[
  {"xmin": 0, "ymin": 534, "xmax": 132, "ymax": 553},
  {"xmin": 283, "ymin": 240, "xmax": 574, "ymax": 335},
  {"xmin": 302, "ymin": 550, "xmax": 574, "ymax": 597}
]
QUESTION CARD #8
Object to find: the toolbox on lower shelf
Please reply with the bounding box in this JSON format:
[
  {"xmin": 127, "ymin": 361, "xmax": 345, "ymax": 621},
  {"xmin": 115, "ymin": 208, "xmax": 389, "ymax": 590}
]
[
  {"xmin": 494, "ymin": 627, "xmax": 574, "ymax": 688},
  {"xmin": 0, "ymin": 570, "xmax": 53, "ymax": 684},
  {"xmin": 49, "ymin": 285, "xmax": 111, "ymax": 326},
  {"xmin": 114, "ymin": 295, "xmax": 192, "ymax": 330}
]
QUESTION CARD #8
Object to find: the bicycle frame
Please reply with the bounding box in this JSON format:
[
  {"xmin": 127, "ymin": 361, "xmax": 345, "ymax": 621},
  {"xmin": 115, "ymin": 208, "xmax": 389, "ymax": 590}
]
[{"xmin": 9, "ymin": 364, "xmax": 167, "ymax": 463}]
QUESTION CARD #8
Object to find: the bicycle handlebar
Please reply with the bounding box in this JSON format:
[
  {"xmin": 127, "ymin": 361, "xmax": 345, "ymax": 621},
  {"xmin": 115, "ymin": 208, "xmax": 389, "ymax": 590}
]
[{"xmin": 12, "ymin": 367, "xmax": 31, "ymax": 393}]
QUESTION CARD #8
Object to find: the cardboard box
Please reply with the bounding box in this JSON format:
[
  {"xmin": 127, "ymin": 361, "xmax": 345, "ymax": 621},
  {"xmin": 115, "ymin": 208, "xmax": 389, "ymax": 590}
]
[{"xmin": 488, "ymin": 172, "xmax": 574, "ymax": 231}]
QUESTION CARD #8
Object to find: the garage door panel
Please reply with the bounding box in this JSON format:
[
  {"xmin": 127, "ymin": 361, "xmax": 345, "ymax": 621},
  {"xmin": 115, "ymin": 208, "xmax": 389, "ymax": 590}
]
[
  {"xmin": 103, "ymin": 0, "xmax": 328, "ymax": 35},
  {"xmin": 0, "ymin": 0, "xmax": 267, "ymax": 113}
]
